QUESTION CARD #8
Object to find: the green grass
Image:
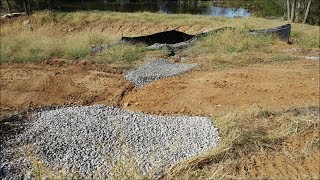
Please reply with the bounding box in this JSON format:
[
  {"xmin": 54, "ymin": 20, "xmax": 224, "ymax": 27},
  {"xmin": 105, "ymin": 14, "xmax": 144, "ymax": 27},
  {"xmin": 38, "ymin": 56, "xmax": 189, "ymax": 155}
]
[
  {"xmin": 181, "ymin": 30, "xmax": 277, "ymax": 68},
  {"xmin": 95, "ymin": 44, "xmax": 147, "ymax": 67},
  {"xmin": 270, "ymin": 54, "xmax": 296, "ymax": 62}
]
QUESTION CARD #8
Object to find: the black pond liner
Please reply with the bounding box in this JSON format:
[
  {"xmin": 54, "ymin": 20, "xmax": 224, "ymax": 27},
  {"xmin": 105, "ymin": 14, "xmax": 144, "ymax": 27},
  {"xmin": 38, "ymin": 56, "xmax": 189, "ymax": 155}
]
[
  {"xmin": 249, "ymin": 24, "xmax": 292, "ymax": 43},
  {"xmin": 121, "ymin": 30, "xmax": 195, "ymax": 45},
  {"xmin": 91, "ymin": 24, "xmax": 292, "ymax": 54},
  {"xmin": 120, "ymin": 24, "xmax": 292, "ymax": 45}
]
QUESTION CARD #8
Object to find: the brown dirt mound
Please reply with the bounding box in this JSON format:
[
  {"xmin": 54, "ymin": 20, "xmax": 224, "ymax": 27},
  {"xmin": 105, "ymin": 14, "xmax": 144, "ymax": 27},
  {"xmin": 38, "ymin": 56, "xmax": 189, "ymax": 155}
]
[
  {"xmin": 122, "ymin": 60, "xmax": 319, "ymax": 116},
  {"xmin": 0, "ymin": 60, "xmax": 133, "ymax": 117}
]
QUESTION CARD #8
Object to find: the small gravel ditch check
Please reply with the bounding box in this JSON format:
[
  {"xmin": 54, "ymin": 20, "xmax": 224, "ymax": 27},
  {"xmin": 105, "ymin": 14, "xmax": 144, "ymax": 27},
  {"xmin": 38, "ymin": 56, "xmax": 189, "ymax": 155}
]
[
  {"xmin": 0, "ymin": 105, "xmax": 219, "ymax": 179},
  {"xmin": 126, "ymin": 59, "xmax": 197, "ymax": 87}
]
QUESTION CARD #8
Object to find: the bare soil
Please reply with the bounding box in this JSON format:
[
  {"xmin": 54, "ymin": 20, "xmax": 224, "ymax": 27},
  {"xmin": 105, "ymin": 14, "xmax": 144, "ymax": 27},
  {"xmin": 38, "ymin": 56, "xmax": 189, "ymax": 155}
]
[
  {"xmin": 232, "ymin": 150, "xmax": 319, "ymax": 178},
  {"xmin": 122, "ymin": 60, "xmax": 319, "ymax": 116},
  {"xmin": 0, "ymin": 59, "xmax": 319, "ymax": 179},
  {"xmin": 0, "ymin": 59, "xmax": 133, "ymax": 117}
]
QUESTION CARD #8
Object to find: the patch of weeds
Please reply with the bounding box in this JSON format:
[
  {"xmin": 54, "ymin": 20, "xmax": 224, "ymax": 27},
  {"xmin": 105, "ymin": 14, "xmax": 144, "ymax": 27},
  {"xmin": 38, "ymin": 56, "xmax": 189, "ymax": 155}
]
[
  {"xmin": 36, "ymin": 11, "xmax": 67, "ymax": 24},
  {"xmin": 97, "ymin": 44, "xmax": 147, "ymax": 66},
  {"xmin": 14, "ymin": 55, "xmax": 47, "ymax": 63},
  {"xmin": 181, "ymin": 30, "xmax": 275, "ymax": 69},
  {"xmin": 227, "ymin": 43, "xmax": 250, "ymax": 53},
  {"xmin": 271, "ymin": 54, "xmax": 296, "ymax": 62},
  {"xmin": 210, "ymin": 58, "xmax": 234, "ymax": 69},
  {"xmin": 253, "ymin": 109, "xmax": 274, "ymax": 118},
  {"xmin": 29, "ymin": 159, "xmax": 80, "ymax": 179},
  {"xmin": 291, "ymin": 30, "xmax": 320, "ymax": 48},
  {"xmin": 63, "ymin": 45, "xmax": 89, "ymax": 60},
  {"xmin": 88, "ymin": 36, "xmax": 107, "ymax": 46},
  {"xmin": 244, "ymin": 55, "xmax": 264, "ymax": 64}
]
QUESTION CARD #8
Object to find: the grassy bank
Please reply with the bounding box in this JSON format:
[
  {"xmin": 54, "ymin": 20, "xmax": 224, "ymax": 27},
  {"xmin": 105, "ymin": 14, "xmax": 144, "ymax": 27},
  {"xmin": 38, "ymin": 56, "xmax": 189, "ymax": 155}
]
[{"xmin": 0, "ymin": 11, "xmax": 319, "ymax": 68}]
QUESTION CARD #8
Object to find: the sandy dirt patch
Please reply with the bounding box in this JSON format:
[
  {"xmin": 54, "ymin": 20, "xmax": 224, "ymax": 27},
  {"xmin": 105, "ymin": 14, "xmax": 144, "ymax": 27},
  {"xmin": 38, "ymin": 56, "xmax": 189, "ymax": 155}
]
[
  {"xmin": 0, "ymin": 60, "xmax": 133, "ymax": 116},
  {"xmin": 122, "ymin": 60, "xmax": 319, "ymax": 116}
]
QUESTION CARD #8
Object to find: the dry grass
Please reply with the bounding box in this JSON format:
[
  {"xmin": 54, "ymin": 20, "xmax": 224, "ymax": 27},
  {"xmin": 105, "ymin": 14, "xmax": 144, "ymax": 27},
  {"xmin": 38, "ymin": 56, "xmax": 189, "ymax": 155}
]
[
  {"xmin": 162, "ymin": 106, "xmax": 319, "ymax": 179},
  {"xmin": 180, "ymin": 30, "xmax": 281, "ymax": 68},
  {"xmin": 93, "ymin": 43, "xmax": 148, "ymax": 69},
  {"xmin": 0, "ymin": 11, "xmax": 319, "ymax": 68},
  {"xmin": 0, "ymin": 28, "xmax": 115, "ymax": 63}
]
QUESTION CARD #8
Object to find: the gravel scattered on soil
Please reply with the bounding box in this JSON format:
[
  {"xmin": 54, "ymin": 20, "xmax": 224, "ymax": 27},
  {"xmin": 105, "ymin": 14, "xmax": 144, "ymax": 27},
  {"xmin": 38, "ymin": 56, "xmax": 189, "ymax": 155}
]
[
  {"xmin": 126, "ymin": 59, "xmax": 197, "ymax": 87},
  {"xmin": 0, "ymin": 105, "xmax": 219, "ymax": 178}
]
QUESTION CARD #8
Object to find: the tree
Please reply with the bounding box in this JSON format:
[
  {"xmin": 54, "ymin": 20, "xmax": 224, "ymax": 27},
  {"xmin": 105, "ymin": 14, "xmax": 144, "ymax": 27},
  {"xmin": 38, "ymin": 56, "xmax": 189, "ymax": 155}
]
[
  {"xmin": 290, "ymin": 0, "xmax": 296, "ymax": 22},
  {"xmin": 286, "ymin": 0, "xmax": 315, "ymax": 23},
  {"xmin": 287, "ymin": 0, "xmax": 290, "ymax": 21},
  {"xmin": 303, "ymin": 0, "xmax": 312, "ymax": 23},
  {"xmin": 5, "ymin": 0, "xmax": 12, "ymax": 13}
]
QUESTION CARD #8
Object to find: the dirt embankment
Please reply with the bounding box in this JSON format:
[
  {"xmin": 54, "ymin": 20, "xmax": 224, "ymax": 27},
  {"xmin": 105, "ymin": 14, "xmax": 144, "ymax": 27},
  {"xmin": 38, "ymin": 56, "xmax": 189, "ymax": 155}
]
[{"xmin": 122, "ymin": 60, "xmax": 319, "ymax": 116}]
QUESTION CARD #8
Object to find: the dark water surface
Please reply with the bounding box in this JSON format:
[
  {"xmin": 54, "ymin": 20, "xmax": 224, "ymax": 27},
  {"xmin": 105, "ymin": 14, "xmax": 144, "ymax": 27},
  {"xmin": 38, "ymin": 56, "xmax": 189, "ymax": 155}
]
[{"xmin": 57, "ymin": 0, "xmax": 251, "ymax": 18}]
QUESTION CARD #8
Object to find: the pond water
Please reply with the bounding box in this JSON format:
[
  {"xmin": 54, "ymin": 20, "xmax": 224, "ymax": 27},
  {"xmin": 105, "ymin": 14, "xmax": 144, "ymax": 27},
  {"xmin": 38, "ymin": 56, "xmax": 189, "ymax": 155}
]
[{"xmin": 57, "ymin": 0, "xmax": 251, "ymax": 18}]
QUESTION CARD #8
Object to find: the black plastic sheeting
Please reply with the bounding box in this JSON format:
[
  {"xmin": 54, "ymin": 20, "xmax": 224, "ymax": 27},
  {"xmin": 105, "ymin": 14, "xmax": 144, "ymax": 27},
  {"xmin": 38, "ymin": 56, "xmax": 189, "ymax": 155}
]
[
  {"xmin": 121, "ymin": 30, "xmax": 194, "ymax": 45},
  {"xmin": 121, "ymin": 24, "xmax": 292, "ymax": 45},
  {"xmin": 250, "ymin": 24, "xmax": 291, "ymax": 42}
]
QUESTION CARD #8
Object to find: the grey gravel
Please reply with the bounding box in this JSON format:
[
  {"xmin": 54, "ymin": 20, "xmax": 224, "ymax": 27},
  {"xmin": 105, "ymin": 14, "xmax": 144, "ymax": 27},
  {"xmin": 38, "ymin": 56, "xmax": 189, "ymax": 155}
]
[
  {"xmin": 126, "ymin": 59, "xmax": 197, "ymax": 87},
  {"xmin": 1, "ymin": 105, "xmax": 219, "ymax": 178},
  {"xmin": 301, "ymin": 56, "xmax": 320, "ymax": 60}
]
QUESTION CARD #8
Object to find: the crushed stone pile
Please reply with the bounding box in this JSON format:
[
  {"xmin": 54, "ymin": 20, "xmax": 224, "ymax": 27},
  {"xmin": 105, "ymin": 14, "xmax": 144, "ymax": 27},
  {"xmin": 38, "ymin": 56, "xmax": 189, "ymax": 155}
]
[
  {"xmin": 0, "ymin": 105, "xmax": 219, "ymax": 179},
  {"xmin": 126, "ymin": 59, "xmax": 197, "ymax": 87}
]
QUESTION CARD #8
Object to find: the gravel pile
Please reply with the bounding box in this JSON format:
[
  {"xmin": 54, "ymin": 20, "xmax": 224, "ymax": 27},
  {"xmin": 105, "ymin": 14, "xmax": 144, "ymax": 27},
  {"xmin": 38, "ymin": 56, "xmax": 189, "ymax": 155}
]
[
  {"xmin": 126, "ymin": 59, "xmax": 197, "ymax": 87},
  {"xmin": 1, "ymin": 105, "xmax": 219, "ymax": 178}
]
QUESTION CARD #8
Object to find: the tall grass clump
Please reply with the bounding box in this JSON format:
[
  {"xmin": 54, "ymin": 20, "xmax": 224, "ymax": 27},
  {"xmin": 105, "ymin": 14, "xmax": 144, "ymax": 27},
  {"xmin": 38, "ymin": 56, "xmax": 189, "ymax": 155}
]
[
  {"xmin": 0, "ymin": 29, "xmax": 113, "ymax": 63},
  {"xmin": 181, "ymin": 30, "xmax": 275, "ymax": 68},
  {"xmin": 291, "ymin": 30, "xmax": 320, "ymax": 48},
  {"xmin": 96, "ymin": 44, "xmax": 147, "ymax": 68},
  {"xmin": 184, "ymin": 30, "xmax": 274, "ymax": 55}
]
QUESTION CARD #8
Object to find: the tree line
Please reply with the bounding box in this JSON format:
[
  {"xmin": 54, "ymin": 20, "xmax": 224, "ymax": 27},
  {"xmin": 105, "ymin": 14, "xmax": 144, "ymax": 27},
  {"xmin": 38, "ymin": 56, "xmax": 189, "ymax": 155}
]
[
  {"xmin": 235, "ymin": 0, "xmax": 319, "ymax": 25},
  {"xmin": 1, "ymin": 0, "xmax": 53, "ymax": 14},
  {"xmin": 1, "ymin": 0, "xmax": 319, "ymax": 25},
  {"xmin": 283, "ymin": 0, "xmax": 319, "ymax": 24},
  {"xmin": 286, "ymin": 0, "xmax": 314, "ymax": 24}
]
